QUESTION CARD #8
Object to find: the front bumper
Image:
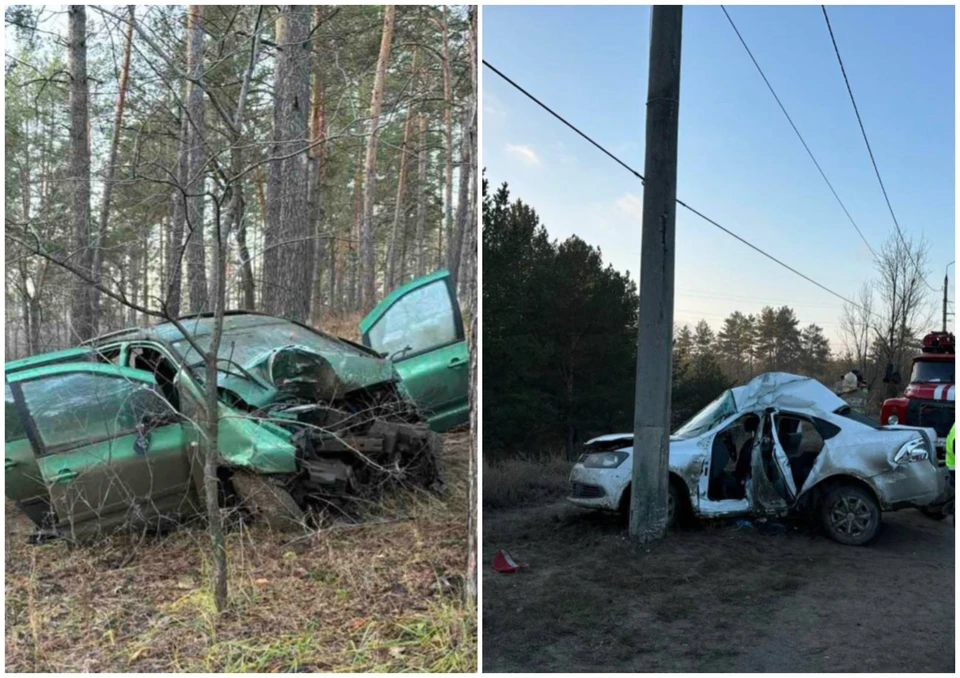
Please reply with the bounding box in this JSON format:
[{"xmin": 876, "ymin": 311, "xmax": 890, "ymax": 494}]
[{"xmin": 566, "ymin": 464, "xmax": 627, "ymax": 511}]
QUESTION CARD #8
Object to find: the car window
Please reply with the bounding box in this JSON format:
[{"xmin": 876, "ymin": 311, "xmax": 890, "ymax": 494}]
[
  {"xmin": 774, "ymin": 415, "xmax": 825, "ymax": 457},
  {"xmin": 367, "ymin": 280, "xmax": 458, "ymax": 358},
  {"xmin": 5, "ymin": 384, "xmax": 27, "ymax": 443},
  {"xmin": 20, "ymin": 373, "xmax": 169, "ymax": 452},
  {"xmin": 836, "ymin": 406, "xmax": 881, "ymax": 429}
]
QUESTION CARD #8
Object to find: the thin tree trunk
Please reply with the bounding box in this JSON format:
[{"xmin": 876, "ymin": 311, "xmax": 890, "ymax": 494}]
[
  {"xmin": 348, "ymin": 138, "xmax": 364, "ymax": 311},
  {"xmin": 415, "ymin": 112, "xmax": 428, "ymax": 277},
  {"xmin": 185, "ymin": 5, "xmax": 209, "ymax": 314},
  {"xmin": 94, "ymin": 5, "xmax": 135, "ymax": 331},
  {"xmin": 309, "ymin": 6, "xmax": 327, "ymax": 323},
  {"xmin": 68, "ymin": 5, "xmax": 94, "ymax": 341},
  {"xmin": 447, "ymin": 104, "xmax": 474, "ymax": 287},
  {"xmin": 386, "ymin": 55, "xmax": 416, "ymax": 292},
  {"xmin": 440, "ymin": 6, "xmax": 453, "ymax": 272},
  {"xmin": 359, "ymin": 5, "xmax": 396, "ymax": 310}
]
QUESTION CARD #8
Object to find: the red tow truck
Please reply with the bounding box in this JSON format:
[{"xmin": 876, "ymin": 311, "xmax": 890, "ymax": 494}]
[{"xmin": 880, "ymin": 331, "xmax": 955, "ymax": 465}]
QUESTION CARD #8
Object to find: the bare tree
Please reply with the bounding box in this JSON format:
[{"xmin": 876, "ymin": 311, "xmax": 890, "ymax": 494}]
[{"xmin": 184, "ymin": 5, "xmax": 210, "ymax": 314}]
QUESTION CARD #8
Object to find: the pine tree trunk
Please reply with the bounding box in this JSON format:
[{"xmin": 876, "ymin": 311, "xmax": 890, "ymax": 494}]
[
  {"xmin": 93, "ymin": 5, "xmax": 135, "ymax": 332},
  {"xmin": 309, "ymin": 7, "xmax": 327, "ymax": 323},
  {"xmin": 68, "ymin": 5, "xmax": 95, "ymax": 340},
  {"xmin": 440, "ymin": 6, "xmax": 453, "ymax": 271},
  {"xmin": 348, "ymin": 140, "xmax": 364, "ymax": 311},
  {"xmin": 185, "ymin": 5, "xmax": 209, "ymax": 314},
  {"xmin": 359, "ymin": 5, "xmax": 396, "ymax": 310},
  {"xmin": 386, "ymin": 58, "xmax": 416, "ymax": 292},
  {"xmin": 415, "ymin": 112, "xmax": 428, "ymax": 277},
  {"xmin": 263, "ymin": 5, "xmax": 313, "ymax": 322},
  {"xmin": 446, "ymin": 104, "xmax": 474, "ymax": 287}
]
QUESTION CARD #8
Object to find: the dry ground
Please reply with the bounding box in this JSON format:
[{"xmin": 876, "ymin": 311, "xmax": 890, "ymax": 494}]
[
  {"xmin": 5, "ymin": 432, "xmax": 476, "ymax": 672},
  {"xmin": 483, "ymin": 497, "xmax": 954, "ymax": 672}
]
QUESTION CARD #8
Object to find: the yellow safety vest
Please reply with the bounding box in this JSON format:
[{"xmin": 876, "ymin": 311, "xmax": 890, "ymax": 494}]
[{"xmin": 947, "ymin": 423, "xmax": 955, "ymax": 471}]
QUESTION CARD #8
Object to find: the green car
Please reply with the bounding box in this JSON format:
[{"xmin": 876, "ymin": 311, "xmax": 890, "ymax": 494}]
[{"xmin": 5, "ymin": 271, "xmax": 469, "ymax": 540}]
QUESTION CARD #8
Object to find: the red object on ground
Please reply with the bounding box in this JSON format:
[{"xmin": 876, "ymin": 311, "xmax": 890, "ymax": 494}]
[{"xmin": 492, "ymin": 549, "xmax": 527, "ymax": 573}]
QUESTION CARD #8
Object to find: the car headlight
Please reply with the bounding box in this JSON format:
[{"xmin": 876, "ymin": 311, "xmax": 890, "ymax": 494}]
[
  {"xmin": 894, "ymin": 438, "xmax": 929, "ymax": 464},
  {"xmin": 886, "ymin": 414, "xmax": 899, "ymax": 425},
  {"xmin": 582, "ymin": 451, "xmax": 629, "ymax": 468}
]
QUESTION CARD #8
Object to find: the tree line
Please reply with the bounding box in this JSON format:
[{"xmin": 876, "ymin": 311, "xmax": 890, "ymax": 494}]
[
  {"xmin": 5, "ymin": 5, "xmax": 477, "ymax": 357},
  {"xmin": 484, "ymin": 179, "xmax": 937, "ymax": 460}
]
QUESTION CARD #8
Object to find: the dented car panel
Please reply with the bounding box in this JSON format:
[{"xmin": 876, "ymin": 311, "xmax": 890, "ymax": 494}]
[{"xmin": 568, "ymin": 372, "xmax": 947, "ymax": 543}]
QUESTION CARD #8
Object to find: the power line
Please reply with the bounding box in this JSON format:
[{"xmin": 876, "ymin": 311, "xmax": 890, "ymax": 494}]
[
  {"xmin": 720, "ymin": 5, "xmax": 878, "ymax": 261},
  {"xmin": 821, "ymin": 5, "xmax": 938, "ymax": 293},
  {"xmin": 483, "ymin": 58, "xmax": 883, "ymax": 320}
]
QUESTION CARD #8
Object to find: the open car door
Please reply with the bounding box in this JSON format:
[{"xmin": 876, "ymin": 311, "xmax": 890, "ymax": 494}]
[
  {"xmin": 360, "ymin": 270, "xmax": 469, "ymax": 432},
  {"xmin": 766, "ymin": 410, "xmax": 798, "ymax": 500},
  {"xmin": 8, "ymin": 363, "xmax": 194, "ymax": 540}
]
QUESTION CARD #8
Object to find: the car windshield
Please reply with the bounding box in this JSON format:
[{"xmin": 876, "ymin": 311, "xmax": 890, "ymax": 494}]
[
  {"xmin": 673, "ymin": 390, "xmax": 737, "ymax": 440},
  {"xmin": 171, "ymin": 320, "xmax": 371, "ymax": 379},
  {"xmin": 911, "ymin": 360, "xmax": 954, "ymax": 384}
]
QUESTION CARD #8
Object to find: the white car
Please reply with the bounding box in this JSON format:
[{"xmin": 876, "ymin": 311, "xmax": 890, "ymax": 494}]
[{"xmin": 568, "ymin": 372, "xmax": 950, "ymax": 545}]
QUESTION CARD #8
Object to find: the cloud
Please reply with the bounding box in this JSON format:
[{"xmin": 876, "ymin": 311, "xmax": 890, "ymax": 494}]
[
  {"xmin": 615, "ymin": 193, "xmax": 644, "ymax": 221},
  {"xmin": 505, "ymin": 143, "xmax": 541, "ymax": 166}
]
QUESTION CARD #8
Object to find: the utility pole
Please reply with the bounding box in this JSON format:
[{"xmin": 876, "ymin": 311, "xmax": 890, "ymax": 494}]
[
  {"xmin": 629, "ymin": 5, "xmax": 683, "ymax": 544},
  {"xmin": 944, "ymin": 261, "xmax": 955, "ymax": 331}
]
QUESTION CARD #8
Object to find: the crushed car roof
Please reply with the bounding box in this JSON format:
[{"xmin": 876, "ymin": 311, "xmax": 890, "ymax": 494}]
[{"xmin": 730, "ymin": 372, "xmax": 846, "ymax": 414}]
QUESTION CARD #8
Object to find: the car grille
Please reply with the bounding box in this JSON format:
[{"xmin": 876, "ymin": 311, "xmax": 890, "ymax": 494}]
[{"xmin": 571, "ymin": 482, "xmax": 606, "ymax": 499}]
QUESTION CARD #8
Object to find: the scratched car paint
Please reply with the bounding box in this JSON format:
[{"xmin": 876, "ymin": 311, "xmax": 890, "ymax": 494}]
[
  {"xmin": 5, "ymin": 271, "xmax": 469, "ymax": 540},
  {"xmin": 568, "ymin": 372, "xmax": 951, "ymax": 545}
]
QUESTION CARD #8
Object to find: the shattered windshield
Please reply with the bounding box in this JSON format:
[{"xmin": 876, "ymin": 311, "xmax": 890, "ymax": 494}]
[
  {"xmin": 171, "ymin": 321, "xmax": 371, "ymax": 380},
  {"xmin": 911, "ymin": 360, "xmax": 954, "ymax": 384},
  {"xmin": 673, "ymin": 390, "xmax": 737, "ymax": 440}
]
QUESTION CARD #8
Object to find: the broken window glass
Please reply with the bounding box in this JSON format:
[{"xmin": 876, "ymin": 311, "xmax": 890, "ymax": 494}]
[
  {"xmin": 368, "ymin": 280, "xmax": 457, "ymax": 358},
  {"xmin": 21, "ymin": 373, "xmax": 169, "ymax": 452}
]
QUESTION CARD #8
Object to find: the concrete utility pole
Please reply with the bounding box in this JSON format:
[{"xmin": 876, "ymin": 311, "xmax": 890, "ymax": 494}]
[
  {"xmin": 944, "ymin": 261, "xmax": 955, "ymax": 331},
  {"xmin": 629, "ymin": 5, "xmax": 683, "ymax": 544}
]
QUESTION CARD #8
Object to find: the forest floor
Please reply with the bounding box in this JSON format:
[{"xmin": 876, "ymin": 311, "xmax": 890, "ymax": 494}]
[
  {"xmin": 483, "ymin": 497, "xmax": 954, "ymax": 672},
  {"xmin": 5, "ymin": 431, "xmax": 475, "ymax": 672}
]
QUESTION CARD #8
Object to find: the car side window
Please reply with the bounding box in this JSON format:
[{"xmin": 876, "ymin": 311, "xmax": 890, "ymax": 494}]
[
  {"xmin": 5, "ymin": 384, "xmax": 27, "ymax": 443},
  {"xmin": 367, "ymin": 280, "xmax": 458, "ymax": 358},
  {"xmin": 774, "ymin": 415, "xmax": 825, "ymax": 457},
  {"xmin": 20, "ymin": 373, "xmax": 169, "ymax": 453}
]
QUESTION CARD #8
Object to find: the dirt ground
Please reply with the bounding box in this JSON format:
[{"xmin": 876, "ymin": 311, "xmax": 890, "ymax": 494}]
[
  {"xmin": 483, "ymin": 501, "xmax": 954, "ymax": 672},
  {"xmin": 5, "ymin": 432, "xmax": 475, "ymax": 673}
]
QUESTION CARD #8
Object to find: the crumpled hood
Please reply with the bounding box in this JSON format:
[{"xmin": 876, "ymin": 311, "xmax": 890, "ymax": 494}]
[
  {"xmin": 219, "ymin": 344, "xmax": 398, "ymax": 408},
  {"xmin": 729, "ymin": 372, "xmax": 846, "ymax": 414}
]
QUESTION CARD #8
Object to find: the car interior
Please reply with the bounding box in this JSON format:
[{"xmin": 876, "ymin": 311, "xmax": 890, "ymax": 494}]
[
  {"xmin": 708, "ymin": 413, "xmax": 760, "ymax": 500},
  {"xmin": 773, "ymin": 414, "xmax": 826, "ymax": 492}
]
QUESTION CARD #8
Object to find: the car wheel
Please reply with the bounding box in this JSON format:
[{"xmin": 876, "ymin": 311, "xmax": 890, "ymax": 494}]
[
  {"xmin": 231, "ymin": 472, "xmax": 305, "ymax": 532},
  {"xmin": 619, "ymin": 483, "xmax": 683, "ymax": 529},
  {"xmin": 820, "ymin": 484, "xmax": 881, "ymax": 545},
  {"xmin": 919, "ymin": 505, "xmax": 948, "ymax": 520}
]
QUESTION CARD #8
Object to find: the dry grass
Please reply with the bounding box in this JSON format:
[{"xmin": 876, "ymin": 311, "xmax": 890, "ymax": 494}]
[
  {"xmin": 482, "ymin": 455, "xmax": 572, "ymax": 510},
  {"xmin": 5, "ymin": 432, "xmax": 475, "ymax": 673}
]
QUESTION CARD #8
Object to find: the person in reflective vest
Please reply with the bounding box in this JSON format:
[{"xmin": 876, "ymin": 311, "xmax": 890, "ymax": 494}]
[{"xmin": 947, "ymin": 422, "xmax": 955, "ymax": 484}]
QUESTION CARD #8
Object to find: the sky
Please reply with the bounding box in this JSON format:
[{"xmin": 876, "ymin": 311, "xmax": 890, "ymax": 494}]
[{"xmin": 482, "ymin": 4, "xmax": 956, "ymax": 348}]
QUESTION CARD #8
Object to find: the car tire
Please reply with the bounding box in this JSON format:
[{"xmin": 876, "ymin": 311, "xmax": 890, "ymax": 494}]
[
  {"xmin": 820, "ymin": 484, "xmax": 881, "ymax": 546},
  {"xmin": 231, "ymin": 472, "xmax": 305, "ymax": 532},
  {"xmin": 617, "ymin": 481, "xmax": 685, "ymax": 530}
]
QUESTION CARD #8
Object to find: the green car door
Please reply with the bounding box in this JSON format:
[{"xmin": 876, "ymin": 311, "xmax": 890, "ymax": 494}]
[
  {"xmin": 9, "ymin": 363, "xmax": 195, "ymax": 539},
  {"xmin": 360, "ymin": 270, "xmax": 469, "ymax": 432}
]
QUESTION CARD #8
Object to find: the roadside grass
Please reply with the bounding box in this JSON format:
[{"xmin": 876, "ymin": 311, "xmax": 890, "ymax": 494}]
[
  {"xmin": 5, "ymin": 432, "xmax": 475, "ymax": 672},
  {"xmin": 483, "ymin": 454, "xmax": 572, "ymax": 510}
]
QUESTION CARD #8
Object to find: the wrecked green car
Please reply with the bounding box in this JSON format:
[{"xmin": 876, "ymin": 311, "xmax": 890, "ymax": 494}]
[{"xmin": 5, "ymin": 271, "xmax": 469, "ymax": 539}]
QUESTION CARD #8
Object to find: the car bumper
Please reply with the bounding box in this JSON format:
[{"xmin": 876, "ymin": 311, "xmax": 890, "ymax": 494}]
[
  {"xmin": 566, "ymin": 464, "xmax": 625, "ymax": 512},
  {"xmin": 873, "ymin": 461, "xmax": 946, "ymax": 509}
]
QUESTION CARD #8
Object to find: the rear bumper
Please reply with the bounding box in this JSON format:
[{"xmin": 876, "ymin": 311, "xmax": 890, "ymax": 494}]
[{"xmin": 874, "ymin": 461, "xmax": 947, "ymax": 510}]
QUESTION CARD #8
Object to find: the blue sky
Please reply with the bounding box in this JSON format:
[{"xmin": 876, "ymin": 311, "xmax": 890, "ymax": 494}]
[{"xmin": 482, "ymin": 4, "xmax": 955, "ymax": 347}]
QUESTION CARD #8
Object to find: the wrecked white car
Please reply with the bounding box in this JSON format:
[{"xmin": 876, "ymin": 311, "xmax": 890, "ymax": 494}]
[{"xmin": 568, "ymin": 373, "xmax": 950, "ymax": 545}]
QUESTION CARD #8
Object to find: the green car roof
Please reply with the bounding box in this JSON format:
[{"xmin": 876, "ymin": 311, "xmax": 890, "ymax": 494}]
[
  {"xmin": 5, "ymin": 347, "xmax": 95, "ymax": 374},
  {"xmin": 6, "ymin": 361, "xmax": 157, "ymax": 385}
]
